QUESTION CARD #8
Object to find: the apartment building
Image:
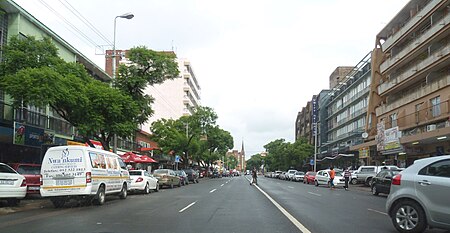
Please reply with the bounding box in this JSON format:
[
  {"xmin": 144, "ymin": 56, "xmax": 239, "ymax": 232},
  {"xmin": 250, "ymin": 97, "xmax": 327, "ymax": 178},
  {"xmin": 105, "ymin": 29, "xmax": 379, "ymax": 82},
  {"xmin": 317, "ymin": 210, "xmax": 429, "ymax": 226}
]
[
  {"xmin": 142, "ymin": 58, "xmax": 201, "ymax": 133},
  {"xmin": 106, "ymin": 51, "xmax": 201, "ymax": 134},
  {"xmin": 320, "ymin": 53, "xmax": 372, "ymax": 162},
  {"xmin": 362, "ymin": 0, "xmax": 449, "ymax": 167},
  {"xmin": 0, "ymin": 0, "xmax": 112, "ymax": 163}
]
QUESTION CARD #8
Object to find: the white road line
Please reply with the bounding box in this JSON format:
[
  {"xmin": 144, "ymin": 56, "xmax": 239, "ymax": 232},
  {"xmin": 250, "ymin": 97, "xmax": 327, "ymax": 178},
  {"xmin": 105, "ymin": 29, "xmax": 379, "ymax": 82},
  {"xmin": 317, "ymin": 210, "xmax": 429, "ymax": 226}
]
[
  {"xmin": 254, "ymin": 185, "xmax": 311, "ymax": 233},
  {"xmin": 221, "ymin": 184, "xmax": 224, "ymax": 187},
  {"xmin": 368, "ymin": 208, "xmax": 388, "ymax": 216},
  {"xmin": 288, "ymin": 186, "xmax": 294, "ymax": 189},
  {"xmin": 179, "ymin": 201, "xmax": 197, "ymax": 213},
  {"xmin": 210, "ymin": 189, "xmax": 217, "ymax": 193},
  {"xmin": 307, "ymin": 192, "xmax": 321, "ymax": 197}
]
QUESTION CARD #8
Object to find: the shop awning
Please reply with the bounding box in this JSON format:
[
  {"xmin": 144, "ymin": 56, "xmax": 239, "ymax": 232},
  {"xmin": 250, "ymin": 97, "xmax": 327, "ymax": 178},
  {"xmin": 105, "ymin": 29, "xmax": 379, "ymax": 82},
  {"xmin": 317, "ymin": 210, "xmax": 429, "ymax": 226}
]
[{"xmin": 120, "ymin": 152, "xmax": 158, "ymax": 163}]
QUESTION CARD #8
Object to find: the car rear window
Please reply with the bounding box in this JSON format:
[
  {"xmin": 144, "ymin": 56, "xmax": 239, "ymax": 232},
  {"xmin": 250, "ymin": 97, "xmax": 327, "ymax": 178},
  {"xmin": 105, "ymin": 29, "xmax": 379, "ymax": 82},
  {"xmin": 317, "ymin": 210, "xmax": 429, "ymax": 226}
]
[
  {"xmin": 0, "ymin": 164, "xmax": 17, "ymax": 174},
  {"xmin": 129, "ymin": 171, "xmax": 142, "ymax": 176},
  {"xmin": 154, "ymin": 170, "xmax": 168, "ymax": 174},
  {"xmin": 17, "ymin": 165, "xmax": 41, "ymax": 175}
]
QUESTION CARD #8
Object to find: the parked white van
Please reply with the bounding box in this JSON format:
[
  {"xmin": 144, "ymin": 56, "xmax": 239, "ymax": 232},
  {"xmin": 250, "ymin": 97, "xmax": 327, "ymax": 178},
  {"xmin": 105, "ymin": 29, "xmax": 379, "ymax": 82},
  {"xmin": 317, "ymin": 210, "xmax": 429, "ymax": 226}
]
[{"xmin": 40, "ymin": 146, "xmax": 130, "ymax": 208}]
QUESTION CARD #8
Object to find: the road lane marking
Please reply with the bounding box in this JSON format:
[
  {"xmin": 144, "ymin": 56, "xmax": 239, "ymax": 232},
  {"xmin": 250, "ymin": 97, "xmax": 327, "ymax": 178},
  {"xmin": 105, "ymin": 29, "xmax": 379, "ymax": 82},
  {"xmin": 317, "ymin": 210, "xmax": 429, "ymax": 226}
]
[
  {"xmin": 307, "ymin": 192, "xmax": 321, "ymax": 197},
  {"xmin": 368, "ymin": 208, "xmax": 387, "ymax": 216},
  {"xmin": 210, "ymin": 188, "xmax": 217, "ymax": 193},
  {"xmin": 245, "ymin": 177, "xmax": 311, "ymax": 233},
  {"xmin": 221, "ymin": 184, "xmax": 224, "ymax": 187},
  {"xmin": 288, "ymin": 186, "xmax": 294, "ymax": 189},
  {"xmin": 179, "ymin": 201, "xmax": 197, "ymax": 213}
]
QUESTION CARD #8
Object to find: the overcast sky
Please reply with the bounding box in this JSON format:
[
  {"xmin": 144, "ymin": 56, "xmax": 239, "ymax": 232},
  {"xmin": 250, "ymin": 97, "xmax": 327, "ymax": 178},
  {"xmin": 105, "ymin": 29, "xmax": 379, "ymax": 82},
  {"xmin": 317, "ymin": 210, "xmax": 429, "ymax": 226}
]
[{"xmin": 15, "ymin": 0, "xmax": 409, "ymax": 158}]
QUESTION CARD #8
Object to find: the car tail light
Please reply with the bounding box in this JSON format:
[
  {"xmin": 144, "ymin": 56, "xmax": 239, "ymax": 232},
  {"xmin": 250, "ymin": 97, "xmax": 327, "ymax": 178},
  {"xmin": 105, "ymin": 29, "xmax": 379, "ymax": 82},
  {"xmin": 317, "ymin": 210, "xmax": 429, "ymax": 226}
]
[
  {"xmin": 392, "ymin": 174, "xmax": 401, "ymax": 185},
  {"xmin": 40, "ymin": 175, "xmax": 43, "ymax": 186},
  {"xmin": 136, "ymin": 177, "xmax": 143, "ymax": 182},
  {"xmin": 86, "ymin": 172, "xmax": 92, "ymax": 183},
  {"xmin": 21, "ymin": 179, "xmax": 27, "ymax": 187}
]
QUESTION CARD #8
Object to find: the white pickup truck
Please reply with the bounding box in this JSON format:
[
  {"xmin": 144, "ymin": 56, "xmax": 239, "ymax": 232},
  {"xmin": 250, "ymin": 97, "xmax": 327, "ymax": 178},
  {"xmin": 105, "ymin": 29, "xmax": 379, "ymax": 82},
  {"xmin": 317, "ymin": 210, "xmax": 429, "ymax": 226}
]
[{"xmin": 353, "ymin": 165, "xmax": 399, "ymax": 186}]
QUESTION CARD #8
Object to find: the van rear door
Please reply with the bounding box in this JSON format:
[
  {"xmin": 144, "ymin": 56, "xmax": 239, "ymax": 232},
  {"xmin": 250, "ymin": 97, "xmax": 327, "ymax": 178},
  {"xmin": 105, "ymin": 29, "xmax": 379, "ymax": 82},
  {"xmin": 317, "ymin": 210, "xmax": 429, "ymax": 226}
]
[{"xmin": 41, "ymin": 147, "xmax": 87, "ymax": 194}]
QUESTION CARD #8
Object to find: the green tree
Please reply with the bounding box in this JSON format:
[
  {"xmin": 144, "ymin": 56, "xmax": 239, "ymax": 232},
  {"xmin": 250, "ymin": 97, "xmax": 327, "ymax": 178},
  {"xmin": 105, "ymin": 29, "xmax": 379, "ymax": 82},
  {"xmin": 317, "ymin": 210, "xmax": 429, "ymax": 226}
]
[
  {"xmin": 263, "ymin": 138, "xmax": 313, "ymax": 171},
  {"xmin": 151, "ymin": 106, "xmax": 232, "ymax": 167},
  {"xmin": 0, "ymin": 36, "xmax": 142, "ymax": 150},
  {"xmin": 115, "ymin": 46, "xmax": 179, "ymax": 124},
  {"xmin": 246, "ymin": 154, "xmax": 263, "ymax": 171}
]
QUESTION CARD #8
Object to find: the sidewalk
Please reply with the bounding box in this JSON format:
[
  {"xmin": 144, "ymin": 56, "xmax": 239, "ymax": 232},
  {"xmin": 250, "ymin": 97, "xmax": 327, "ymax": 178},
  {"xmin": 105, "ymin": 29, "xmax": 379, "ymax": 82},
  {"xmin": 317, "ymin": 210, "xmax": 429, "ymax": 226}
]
[{"xmin": 0, "ymin": 197, "xmax": 51, "ymax": 216}]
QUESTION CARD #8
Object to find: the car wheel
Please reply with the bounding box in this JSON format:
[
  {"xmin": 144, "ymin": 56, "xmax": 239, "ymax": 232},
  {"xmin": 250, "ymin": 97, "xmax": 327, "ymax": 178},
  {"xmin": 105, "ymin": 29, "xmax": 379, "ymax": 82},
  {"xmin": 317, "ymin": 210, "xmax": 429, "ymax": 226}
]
[
  {"xmin": 391, "ymin": 200, "xmax": 427, "ymax": 233},
  {"xmin": 144, "ymin": 183, "xmax": 150, "ymax": 194},
  {"xmin": 93, "ymin": 185, "xmax": 106, "ymax": 205},
  {"xmin": 351, "ymin": 178, "xmax": 358, "ymax": 185},
  {"xmin": 119, "ymin": 184, "xmax": 127, "ymax": 199},
  {"xmin": 6, "ymin": 199, "xmax": 20, "ymax": 206},
  {"xmin": 371, "ymin": 185, "xmax": 379, "ymax": 196},
  {"xmin": 365, "ymin": 177, "xmax": 372, "ymax": 187},
  {"xmin": 50, "ymin": 197, "xmax": 66, "ymax": 208},
  {"xmin": 315, "ymin": 180, "xmax": 319, "ymax": 186}
]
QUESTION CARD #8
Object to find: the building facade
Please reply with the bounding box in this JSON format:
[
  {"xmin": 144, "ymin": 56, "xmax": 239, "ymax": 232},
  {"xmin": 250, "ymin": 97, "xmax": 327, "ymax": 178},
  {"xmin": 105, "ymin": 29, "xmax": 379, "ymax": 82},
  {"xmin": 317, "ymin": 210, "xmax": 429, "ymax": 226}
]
[
  {"xmin": 329, "ymin": 66, "xmax": 354, "ymax": 90},
  {"xmin": 360, "ymin": 0, "xmax": 450, "ymax": 167},
  {"xmin": 105, "ymin": 50, "xmax": 201, "ymax": 134},
  {"xmin": 320, "ymin": 53, "xmax": 372, "ymax": 161},
  {"xmin": 0, "ymin": 0, "xmax": 112, "ymax": 163}
]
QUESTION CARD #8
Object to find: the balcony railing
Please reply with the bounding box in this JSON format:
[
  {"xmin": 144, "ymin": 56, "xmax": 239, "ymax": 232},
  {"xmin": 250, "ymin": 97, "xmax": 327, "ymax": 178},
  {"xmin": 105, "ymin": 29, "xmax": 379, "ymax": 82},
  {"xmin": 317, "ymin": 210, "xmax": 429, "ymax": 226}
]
[
  {"xmin": 381, "ymin": 12, "xmax": 450, "ymax": 73},
  {"xmin": 369, "ymin": 99, "xmax": 450, "ymax": 137},
  {"xmin": 382, "ymin": 0, "xmax": 439, "ymax": 51},
  {"xmin": 378, "ymin": 41, "xmax": 450, "ymax": 95}
]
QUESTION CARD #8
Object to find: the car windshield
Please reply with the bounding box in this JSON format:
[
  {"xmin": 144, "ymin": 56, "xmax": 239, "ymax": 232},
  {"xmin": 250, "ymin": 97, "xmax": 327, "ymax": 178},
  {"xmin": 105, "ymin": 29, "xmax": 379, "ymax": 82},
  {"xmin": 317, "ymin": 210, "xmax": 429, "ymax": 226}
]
[{"xmin": 17, "ymin": 165, "xmax": 41, "ymax": 175}]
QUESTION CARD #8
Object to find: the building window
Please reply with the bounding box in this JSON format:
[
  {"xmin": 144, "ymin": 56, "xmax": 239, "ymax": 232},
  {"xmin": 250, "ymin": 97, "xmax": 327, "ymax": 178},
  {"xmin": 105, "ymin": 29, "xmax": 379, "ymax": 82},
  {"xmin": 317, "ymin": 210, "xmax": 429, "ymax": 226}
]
[
  {"xmin": 430, "ymin": 96, "xmax": 441, "ymax": 117},
  {"xmin": 415, "ymin": 103, "xmax": 422, "ymax": 123},
  {"xmin": 390, "ymin": 113, "xmax": 397, "ymax": 127}
]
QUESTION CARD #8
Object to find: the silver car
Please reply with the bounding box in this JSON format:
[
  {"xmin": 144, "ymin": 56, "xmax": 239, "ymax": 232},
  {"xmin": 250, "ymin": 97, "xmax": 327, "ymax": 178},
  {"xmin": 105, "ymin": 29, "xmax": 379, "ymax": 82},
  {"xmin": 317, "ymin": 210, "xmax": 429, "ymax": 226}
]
[{"xmin": 386, "ymin": 155, "xmax": 450, "ymax": 233}]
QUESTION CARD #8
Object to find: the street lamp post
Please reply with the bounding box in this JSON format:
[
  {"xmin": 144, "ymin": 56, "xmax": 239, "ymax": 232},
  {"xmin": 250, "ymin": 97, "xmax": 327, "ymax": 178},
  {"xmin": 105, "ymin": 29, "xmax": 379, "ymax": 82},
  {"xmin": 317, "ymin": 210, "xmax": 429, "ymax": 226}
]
[{"xmin": 112, "ymin": 12, "xmax": 134, "ymax": 154}]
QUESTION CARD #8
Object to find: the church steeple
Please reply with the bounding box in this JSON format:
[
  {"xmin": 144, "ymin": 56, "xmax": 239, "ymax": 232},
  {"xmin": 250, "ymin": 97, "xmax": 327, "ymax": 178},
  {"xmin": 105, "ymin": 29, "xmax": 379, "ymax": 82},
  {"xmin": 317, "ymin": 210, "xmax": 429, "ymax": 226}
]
[{"xmin": 240, "ymin": 140, "xmax": 245, "ymax": 156}]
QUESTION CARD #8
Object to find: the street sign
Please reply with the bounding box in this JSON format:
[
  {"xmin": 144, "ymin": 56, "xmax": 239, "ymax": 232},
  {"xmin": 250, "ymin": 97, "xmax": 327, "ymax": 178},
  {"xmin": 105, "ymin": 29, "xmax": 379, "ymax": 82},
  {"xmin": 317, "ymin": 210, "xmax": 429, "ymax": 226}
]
[
  {"xmin": 175, "ymin": 155, "xmax": 180, "ymax": 163},
  {"xmin": 310, "ymin": 159, "xmax": 314, "ymax": 166}
]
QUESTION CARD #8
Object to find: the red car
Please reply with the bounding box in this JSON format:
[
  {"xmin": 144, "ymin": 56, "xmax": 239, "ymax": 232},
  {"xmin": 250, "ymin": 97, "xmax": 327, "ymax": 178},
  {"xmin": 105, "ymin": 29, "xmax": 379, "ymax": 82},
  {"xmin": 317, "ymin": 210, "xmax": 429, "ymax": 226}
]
[
  {"xmin": 9, "ymin": 163, "xmax": 41, "ymax": 195},
  {"xmin": 303, "ymin": 171, "xmax": 316, "ymax": 184}
]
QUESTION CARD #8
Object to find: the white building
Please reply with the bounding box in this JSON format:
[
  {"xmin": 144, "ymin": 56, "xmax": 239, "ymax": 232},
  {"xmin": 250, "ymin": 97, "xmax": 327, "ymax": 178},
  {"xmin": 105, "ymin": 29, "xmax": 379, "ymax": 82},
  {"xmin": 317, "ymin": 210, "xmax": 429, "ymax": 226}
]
[{"xmin": 140, "ymin": 58, "xmax": 201, "ymax": 133}]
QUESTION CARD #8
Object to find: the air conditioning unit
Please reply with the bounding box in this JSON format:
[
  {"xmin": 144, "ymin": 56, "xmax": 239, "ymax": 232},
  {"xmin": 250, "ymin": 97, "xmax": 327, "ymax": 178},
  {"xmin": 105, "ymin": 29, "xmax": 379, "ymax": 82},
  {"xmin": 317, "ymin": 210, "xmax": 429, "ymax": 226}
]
[{"xmin": 427, "ymin": 124, "xmax": 436, "ymax": 132}]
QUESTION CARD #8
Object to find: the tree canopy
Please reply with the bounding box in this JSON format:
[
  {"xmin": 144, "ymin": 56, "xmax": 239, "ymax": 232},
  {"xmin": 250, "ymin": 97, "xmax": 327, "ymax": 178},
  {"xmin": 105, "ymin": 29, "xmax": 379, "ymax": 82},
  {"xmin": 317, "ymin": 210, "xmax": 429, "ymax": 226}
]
[
  {"xmin": 0, "ymin": 36, "xmax": 178, "ymax": 150},
  {"xmin": 263, "ymin": 138, "xmax": 313, "ymax": 171},
  {"xmin": 151, "ymin": 106, "xmax": 233, "ymax": 167}
]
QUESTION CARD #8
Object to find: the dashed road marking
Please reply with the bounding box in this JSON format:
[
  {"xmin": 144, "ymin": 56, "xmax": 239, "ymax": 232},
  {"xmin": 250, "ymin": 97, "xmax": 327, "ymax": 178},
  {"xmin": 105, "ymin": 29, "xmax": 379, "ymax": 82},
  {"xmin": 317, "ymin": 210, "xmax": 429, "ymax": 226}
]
[
  {"xmin": 288, "ymin": 186, "xmax": 294, "ymax": 189},
  {"xmin": 221, "ymin": 184, "xmax": 224, "ymax": 187},
  {"xmin": 209, "ymin": 189, "xmax": 217, "ymax": 193},
  {"xmin": 179, "ymin": 201, "xmax": 197, "ymax": 213},
  {"xmin": 368, "ymin": 208, "xmax": 387, "ymax": 216},
  {"xmin": 307, "ymin": 192, "xmax": 321, "ymax": 197}
]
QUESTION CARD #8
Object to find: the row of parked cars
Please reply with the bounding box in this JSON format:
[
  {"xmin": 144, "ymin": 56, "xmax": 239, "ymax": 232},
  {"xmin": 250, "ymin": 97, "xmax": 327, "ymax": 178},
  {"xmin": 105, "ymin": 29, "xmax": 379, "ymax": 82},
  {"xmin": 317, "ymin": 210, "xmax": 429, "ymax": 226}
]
[
  {"xmin": 265, "ymin": 155, "xmax": 450, "ymax": 233},
  {"xmin": 0, "ymin": 146, "xmax": 201, "ymax": 208}
]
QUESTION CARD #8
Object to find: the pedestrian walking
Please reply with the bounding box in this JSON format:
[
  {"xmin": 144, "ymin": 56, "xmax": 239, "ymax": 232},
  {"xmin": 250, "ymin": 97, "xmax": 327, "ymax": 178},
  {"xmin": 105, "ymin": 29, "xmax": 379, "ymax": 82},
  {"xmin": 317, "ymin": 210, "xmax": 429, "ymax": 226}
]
[
  {"xmin": 329, "ymin": 166, "xmax": 335, "ymax": 190},
  {"xmin": 344, "ymin": 168, "xmax": 351, "ymax": 190},
  {"xmin": 251, "ymin": 168, "xmax": 257, "ymax": 185}
]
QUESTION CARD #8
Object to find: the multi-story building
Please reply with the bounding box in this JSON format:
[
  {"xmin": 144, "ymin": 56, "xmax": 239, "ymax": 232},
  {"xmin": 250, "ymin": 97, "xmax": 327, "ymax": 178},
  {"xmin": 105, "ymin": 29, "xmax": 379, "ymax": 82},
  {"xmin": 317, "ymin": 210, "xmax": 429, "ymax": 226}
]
[
  {"xmin": 321, "ymin": 52, "xmax": 372, "ymax": 162},
  {"xmin": 362, "ymin": 0, "xmax": 450, "ymax": 167},
  {"xmin": 329, "ymin": 66, "xmax": 354, "ymax": 89},
  {"xmin": 295, "ymin": 98, "xmax": 314, "ymax": 144},
  {"xmin": 105, "ymin": 51, "xmax": 201, "ymax": 134},
  {"xmin": 0, "ymin": 0, "xmax": 111, "ymax": 163},
  {"xmin": 226, "ymin": 141, "xmax": 246, "ymax": 172}
]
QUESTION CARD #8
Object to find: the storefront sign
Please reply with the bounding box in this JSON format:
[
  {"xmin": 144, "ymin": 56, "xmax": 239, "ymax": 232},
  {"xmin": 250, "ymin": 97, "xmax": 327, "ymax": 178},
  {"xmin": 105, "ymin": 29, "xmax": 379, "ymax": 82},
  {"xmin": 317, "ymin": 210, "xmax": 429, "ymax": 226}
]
[
  {"xmin": 359, "ymin": 147, "xmax": 370, "ymax": 158},
  {"xmin": 14, "ymin": 122, "xmax": 45, "ymax": 147},
  {"xmin": 384, "ymin": 127, "xmax": 401, "ymax": 150}
]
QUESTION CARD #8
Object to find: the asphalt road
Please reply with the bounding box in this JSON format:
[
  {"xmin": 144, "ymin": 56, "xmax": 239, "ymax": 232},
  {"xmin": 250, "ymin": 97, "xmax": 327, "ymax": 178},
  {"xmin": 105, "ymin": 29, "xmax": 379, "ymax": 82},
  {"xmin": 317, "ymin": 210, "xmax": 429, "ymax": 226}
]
[{"xmin": 0, "ymin": 176, "xmax": 448, "ymax": 233}]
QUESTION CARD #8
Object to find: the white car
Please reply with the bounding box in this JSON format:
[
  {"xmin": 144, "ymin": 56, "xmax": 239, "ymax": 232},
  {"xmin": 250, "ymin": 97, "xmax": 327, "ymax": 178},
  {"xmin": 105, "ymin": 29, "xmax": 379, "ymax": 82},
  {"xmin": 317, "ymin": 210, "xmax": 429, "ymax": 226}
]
[
  {"xmin": 293, "ymin": 171, "xmax": 305, "ymax": 182},
  {"xmin": 129, "ymin": 170, "xmax": 159, "ymax": 194},
  {"xmin": 286, "ymin": 170, "xmax": 298, "ymax": 181},
  {"xmin": 314, "ymin": 169, "xmax": 345, "ymax": 187},
  {"xmin": 0, "ymin": 163, "xmax": 27, "ymax": 206}
]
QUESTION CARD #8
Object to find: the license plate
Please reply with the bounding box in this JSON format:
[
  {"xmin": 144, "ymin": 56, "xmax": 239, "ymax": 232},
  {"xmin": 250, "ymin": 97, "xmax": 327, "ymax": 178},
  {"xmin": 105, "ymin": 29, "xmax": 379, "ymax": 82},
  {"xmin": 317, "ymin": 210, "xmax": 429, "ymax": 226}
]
[
  {"xmin": 28, "ymin": 186, "xmax": 40, "ymax": 190},
  {"xmin": 0, "ymin": 180, "xmax": 14, "ymax": 185},
  {"xmin": 55, "ymin": 179, "xmax": 73, "ymax": 186}
]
